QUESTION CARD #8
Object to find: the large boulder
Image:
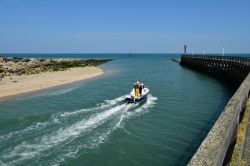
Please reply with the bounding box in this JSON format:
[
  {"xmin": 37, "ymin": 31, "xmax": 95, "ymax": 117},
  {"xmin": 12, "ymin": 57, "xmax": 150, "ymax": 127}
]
[
  {"xmin": 42, "ymin": 59, "xmax": 52, "ymax": 66},
  {"xmin": 21, "ymin": 58, "xmax": 30, "ymax": 62},
  {"xmin": 27, "ymin": 58, "xmax": 40, "ymax": 68},
  {"xmin": 16, "ymin": 61, "xmax": 26, "ymax": 69},
  {"xmin": 2, "ymin": 61, "xmax": 16, "ymax": 70}
]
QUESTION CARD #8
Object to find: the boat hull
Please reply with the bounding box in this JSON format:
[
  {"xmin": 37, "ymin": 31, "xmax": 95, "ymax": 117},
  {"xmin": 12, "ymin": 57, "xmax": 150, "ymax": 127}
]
[{"xmin": 126, "ymin": 94, "xmax": 148, "ymax": 103}]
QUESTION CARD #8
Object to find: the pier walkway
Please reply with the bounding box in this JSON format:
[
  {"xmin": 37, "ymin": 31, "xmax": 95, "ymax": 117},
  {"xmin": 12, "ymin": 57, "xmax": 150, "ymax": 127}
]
[
  {"xmin": 180, "ymin": 54, "xmax": 250, "ymax": 166},
  {"xmin": 241, "ymin": 112, "xmax": 250, "ymax": 165}
]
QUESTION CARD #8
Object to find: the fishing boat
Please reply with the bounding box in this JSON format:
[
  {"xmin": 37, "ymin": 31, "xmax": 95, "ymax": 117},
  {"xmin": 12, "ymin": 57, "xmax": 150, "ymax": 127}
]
[{"xmin": 126, "ymin": 81, "xmax": 149, "ymax": 103}]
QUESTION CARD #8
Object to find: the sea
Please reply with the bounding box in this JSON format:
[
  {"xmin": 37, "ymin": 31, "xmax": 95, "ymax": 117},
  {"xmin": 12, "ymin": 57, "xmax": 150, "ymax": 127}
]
[{"xmin": 0, "ymin": 54, "xmax": 236, "ymax": 166}]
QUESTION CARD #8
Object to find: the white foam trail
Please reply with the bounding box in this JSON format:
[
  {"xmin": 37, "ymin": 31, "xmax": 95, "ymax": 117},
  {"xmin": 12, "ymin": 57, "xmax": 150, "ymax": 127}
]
[
  {"xmin": 0, "ymin": 160, "xmax": 7, "ymax": 166},
  {"xmin": 135, "ymin": 94, "xmax": 157, "ymax": 112},
  {"xmin": 119, "ymin": 94, "xmax": 158, "ymax": 120},
  {"xmin": 46, "ymin": 104, "xmax": 130, "ymax": 145},
  {"xmin": 104, "ymin": 95, "xmax": 127, "ymax": 105},
  {"xmin": 48, "ymin": 86, "xmax": 79, "ymax": 96},
  {"xmin": 0, "ymin": 95, "xmax": 127, "ymax": 142},
  {"xmin": 59, "ymin": 108, "xmax": 94, "ymax": 117},
  {"xmin": 52, "ymin": 95, "xmax": 158, "ymax": 166},
  {"xmin": 0, "ymin": 122, "xmax": 49, "ymax": 141},
  {"xmin": 17, "ymin": 86, "xmax": 79, "ymax": 100},
  {"xmin": 60, "ymin": 94, "xmax": 128, "ymax": 117},
  {"xmin": 2, "ymin": 103, "xmax": 131, "ymax": 163},
  {"xmin": 50, "ymin": 110, "xmax": 129, "ymax": 166},
  {"xmin": 1, "ymin": 94, "xmax": 158, "ymax": 166}
]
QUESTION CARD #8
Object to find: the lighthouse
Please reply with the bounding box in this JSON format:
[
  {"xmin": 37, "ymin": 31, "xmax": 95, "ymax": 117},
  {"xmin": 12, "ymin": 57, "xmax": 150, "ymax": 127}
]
[{"xmin": 184, "ymin": 42, "xmax": 187, "ymax": 54}]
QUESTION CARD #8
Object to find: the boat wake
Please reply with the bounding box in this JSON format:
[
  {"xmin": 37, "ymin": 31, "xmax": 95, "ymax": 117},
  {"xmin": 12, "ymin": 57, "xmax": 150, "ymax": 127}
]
[
  {"xmin": 16, "ymin": 85, "xmax": 80, "ymax": 101},
  {"xmin": 0, "ymin": 94, "xmax": 157, "ymax": 166}
]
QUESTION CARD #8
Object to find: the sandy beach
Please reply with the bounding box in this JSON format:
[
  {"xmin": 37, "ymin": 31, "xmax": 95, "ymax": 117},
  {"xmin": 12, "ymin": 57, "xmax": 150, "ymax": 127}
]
[{"xmin": 0, "ymin": 66, "xmax": 103, "ymax": 98}]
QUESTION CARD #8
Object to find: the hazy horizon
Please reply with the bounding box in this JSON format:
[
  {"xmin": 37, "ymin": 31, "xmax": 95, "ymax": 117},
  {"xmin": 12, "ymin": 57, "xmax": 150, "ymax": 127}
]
[{"xmin": 1, "ymin": 52, "xmax": 250, "ymax": 54}]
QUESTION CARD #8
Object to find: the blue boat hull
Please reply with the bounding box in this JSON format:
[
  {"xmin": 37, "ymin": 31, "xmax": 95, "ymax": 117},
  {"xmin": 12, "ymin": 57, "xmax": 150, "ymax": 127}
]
[{"xmin": 126, "ymin": 94, "xmax": 147, "ymax": 103}]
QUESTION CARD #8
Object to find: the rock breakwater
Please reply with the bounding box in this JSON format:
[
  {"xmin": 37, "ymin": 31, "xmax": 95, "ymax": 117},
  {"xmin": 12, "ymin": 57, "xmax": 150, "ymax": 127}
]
[{"xmin": 0, "ymin": 56, "xmax": 111, "ymax": 80}]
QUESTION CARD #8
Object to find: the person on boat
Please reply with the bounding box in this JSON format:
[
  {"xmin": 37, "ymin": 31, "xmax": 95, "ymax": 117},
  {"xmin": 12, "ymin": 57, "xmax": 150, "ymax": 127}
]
[{"xmin": 135, "ymin": 80, "xmax": 140, "ymax": 97}]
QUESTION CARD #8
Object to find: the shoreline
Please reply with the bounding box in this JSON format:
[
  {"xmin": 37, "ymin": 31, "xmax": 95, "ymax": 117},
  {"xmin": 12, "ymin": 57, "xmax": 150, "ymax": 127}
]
[{"xmin": 0, "ymin": 66, "xmax": 103, "ymax": 98}]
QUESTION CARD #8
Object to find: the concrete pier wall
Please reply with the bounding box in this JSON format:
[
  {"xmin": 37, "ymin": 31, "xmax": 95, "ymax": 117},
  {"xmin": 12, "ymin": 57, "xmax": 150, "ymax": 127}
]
[
  {"xmin": 180, "ymin": 55, "xmax": 250, "ymax": 165},
  {"xmin": 180, "ymin": 55, "xmax": 250, "ymax": 86}
]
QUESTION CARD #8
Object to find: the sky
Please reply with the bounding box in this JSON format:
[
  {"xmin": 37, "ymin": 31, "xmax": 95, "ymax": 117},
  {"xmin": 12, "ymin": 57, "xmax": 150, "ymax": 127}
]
[{"xmin": 0, "ymin": 0, "xmax": 249, "ymax": 53}]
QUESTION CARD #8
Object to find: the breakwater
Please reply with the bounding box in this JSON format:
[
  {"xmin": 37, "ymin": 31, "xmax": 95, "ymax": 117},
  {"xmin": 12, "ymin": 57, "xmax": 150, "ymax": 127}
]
[
  {"xmin": 180, "ymin": 55, "xmax": 250, "ymax": 86},
  {"xmin": 180, "ymin": 54, "xmax": 250, "ymax": 165},
  {"xmin": 0, "ymin": 56, "xmax": 111, "ymax": 80}
]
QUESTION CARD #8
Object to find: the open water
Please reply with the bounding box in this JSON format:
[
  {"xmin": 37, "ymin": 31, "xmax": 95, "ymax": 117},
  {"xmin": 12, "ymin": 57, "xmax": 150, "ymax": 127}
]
[{"xmin": 0, "ymin": 54, "xmax": 234, "ymax": 165}]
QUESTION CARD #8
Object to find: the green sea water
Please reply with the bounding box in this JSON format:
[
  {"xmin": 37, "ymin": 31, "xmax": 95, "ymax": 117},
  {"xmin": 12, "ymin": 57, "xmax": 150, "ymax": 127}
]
[{"xmin": 0, "ymin": 54, "xmax": 234, "ymax": 166}]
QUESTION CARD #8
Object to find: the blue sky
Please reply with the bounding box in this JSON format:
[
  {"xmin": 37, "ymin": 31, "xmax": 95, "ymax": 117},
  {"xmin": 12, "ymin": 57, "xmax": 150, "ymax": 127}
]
[{"xmin": 0, "ymin": 0, "xmax": 249, "ymax": 53}]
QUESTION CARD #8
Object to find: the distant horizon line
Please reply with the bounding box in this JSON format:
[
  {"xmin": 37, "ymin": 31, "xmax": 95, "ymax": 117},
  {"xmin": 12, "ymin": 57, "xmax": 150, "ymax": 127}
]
[{"xmin": 1, "ymin": 52, "xmax": 250, "ymax": 55}]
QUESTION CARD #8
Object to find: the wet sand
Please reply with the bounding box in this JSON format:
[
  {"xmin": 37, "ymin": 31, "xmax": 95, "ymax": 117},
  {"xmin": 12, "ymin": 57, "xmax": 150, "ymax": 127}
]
[{"xmin": 0, "ymin": 67, "xmax": 103, "ymax": 98}]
